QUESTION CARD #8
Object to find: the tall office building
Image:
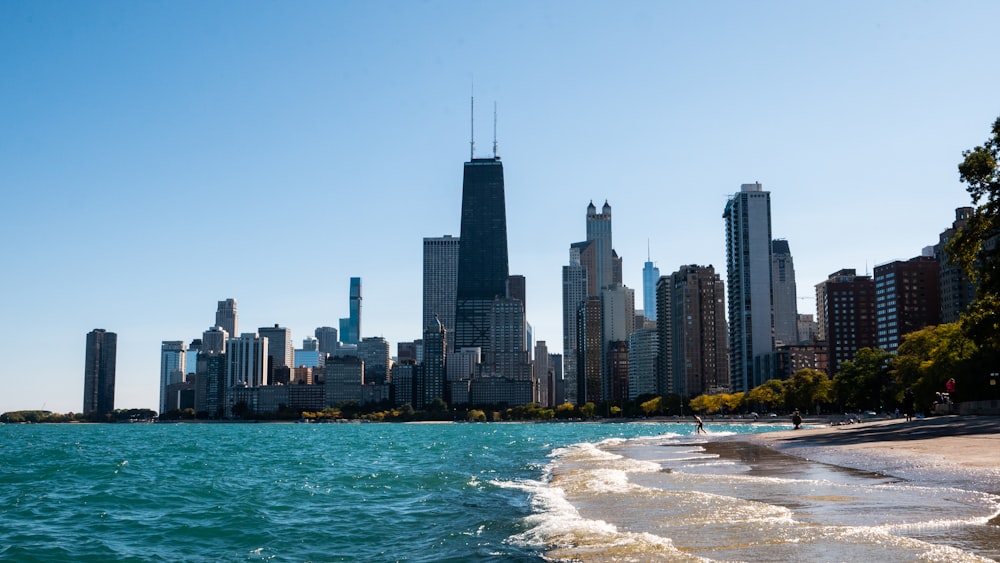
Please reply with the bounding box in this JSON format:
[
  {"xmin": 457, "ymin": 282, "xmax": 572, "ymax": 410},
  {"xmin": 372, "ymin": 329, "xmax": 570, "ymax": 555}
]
[
  {"xmin": 586, "ymin": 201, "xmax": 614, "ymax": 293},
  {"xmin": 484, "ymin": 296, "xmax": 531, "ymax": 381},
  {"xmin": 159, "ymin": 340, "xmax": 187, "ymax": 414},
  {"xmin": 423, "ymin": 235, "xmax": 460, "ymax": 353},
  {"xmin": 874, "ymin": 256, "xmax": 941, "ymax": 352},
  {"xmin": 257, "ymin": 323, "xmax": 295, "ymax": 374},
  {"xmin": 724, "ymin": 182, "xmax": 774, "ymax": 392},
  {"xmin": 202, "ymin": 326, "xmax": 228, "ymax": 354},
  {"xmin": 454, "ymin": 156, "xmax": 509, "ymax": 356},
  {"xmin": 422, "ymin": 317, "xmax": 447, "ymax": 407},
  {"xmin": 340, "ymin": 278, "xmax": 362, "ymax": 345},
  {"xmin": 669, "ymin": 265, "xmax": 729, "ymax": 397},
  {"xmin": 771, "ymin": 239, "xmax": 799, "ymax": 345},
  {"xmin": 215, "ymin": 298, "xmax": 238, "ymax": 337},
  {"xmin": 83, "ymin": 329, "xmax": 117, "ymax": 415},
  {"xmin": 227, "ymin": 333, "xmax": 269, "ymax": 388},
  {"xmin": 358, "ymin": 336, "xmax": 391, "ymax": 385},
  {"xmin": 817, "ymin": 269, "xmax": 876, "ymax": 372},
  {"xmin": 533, "ymin": 340, "xmax": 551, "ymax": 406},
  {"xmin": 314, "ymin": 326, "xmax": 339, "ymax": 357},
  {"xmin": 627, "ymin": 327, "xmax": 658, "ymax": 399},
  {"xmin": 601, "ymin": 284, "xmax": 635, "ymax": 401},
  {"xmin": 564, "ymin": 201, "xmax": 623, "ymax": 405},
  {"xmin": 642, "ymin": 248, "xmax": 660, "ymax": 321}
]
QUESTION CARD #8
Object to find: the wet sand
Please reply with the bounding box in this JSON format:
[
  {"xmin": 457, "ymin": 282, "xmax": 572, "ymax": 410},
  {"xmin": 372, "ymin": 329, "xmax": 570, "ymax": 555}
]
[{"xmin": 742, "ymin": 415, "xmax": 1000, "ymax": 496}]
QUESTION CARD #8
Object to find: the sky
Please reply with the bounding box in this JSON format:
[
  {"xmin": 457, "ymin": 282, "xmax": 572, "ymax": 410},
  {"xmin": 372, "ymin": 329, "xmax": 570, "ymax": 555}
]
[{"xmin": 2, "ymin": 1, "xmax": 998, "ymax": 414}]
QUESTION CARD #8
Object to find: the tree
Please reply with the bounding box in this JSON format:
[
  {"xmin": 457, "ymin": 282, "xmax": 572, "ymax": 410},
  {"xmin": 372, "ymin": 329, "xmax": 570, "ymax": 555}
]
[
  {"xmin": 639, "ymin": 397, "xmax": 662, "ymax": 417},
  {"xmin": 748, "ymin": 379, "xmax": 785, "ymax": 412},
  {"xmin": 948, "ymin": 116, "xmax": 1000, "ymax": 350},
  {"xmin": 893, "ymin": 323, "xmax": 977, "ymax": 411},
  {"xmin": 784, "ymin": 369, "xmax": 833, "ymax": 414},
  {"xmin": 833, "ymin": 348, "xmax": 894, "ymax": 412}
]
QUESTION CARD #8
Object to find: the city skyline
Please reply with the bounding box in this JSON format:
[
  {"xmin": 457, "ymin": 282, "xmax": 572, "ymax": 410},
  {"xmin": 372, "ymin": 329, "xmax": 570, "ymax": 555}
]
[{"xmin": 3, "ymin": 2, "xmax": 999, "ymax": 413}]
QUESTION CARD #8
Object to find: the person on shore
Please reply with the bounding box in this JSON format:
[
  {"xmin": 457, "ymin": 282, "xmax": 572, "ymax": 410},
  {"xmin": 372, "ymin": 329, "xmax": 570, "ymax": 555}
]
[
  {"xmin": 903, "ymin": 388, "xmax": 915, "ymax": 422},
  {"xmin": 694, "ymin": 415, "xmax": 705, "ymax": 434},
  {"xmin": 791, "ymin": 410, "xmax": 803, "ymax": 430}
]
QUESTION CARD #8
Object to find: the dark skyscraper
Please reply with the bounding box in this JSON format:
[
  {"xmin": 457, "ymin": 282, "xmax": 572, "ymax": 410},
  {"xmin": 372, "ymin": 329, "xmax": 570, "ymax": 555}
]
[
  {"xmin": 83, "ymin": 328, "xmax": 117, "ymax": 415},
  {"xmin": 454, "ymin": 156, "xmax": 509, "ymax": 356}
]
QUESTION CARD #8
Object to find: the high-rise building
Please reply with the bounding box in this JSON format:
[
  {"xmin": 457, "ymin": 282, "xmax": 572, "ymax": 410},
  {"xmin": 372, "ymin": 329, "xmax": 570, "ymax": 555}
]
[
  {"xmin": 669, "ymin": 265, "xmax": 729, "ymax": 397},
  {"xmin": 771, "ymin": 239, "xmax": 799, "ymax": 346},
  {"xmin": 564, "ymin": 201, "xmax": 623, "ymax": 405},
  {"xmin": 586, "ymin": 201, "xmax": 614, "ymax": 293},
  {"xmin": 227, "ymin": 333, "xmax": 269, "ymax": 388},
  {"xmin": 454, "ymin": 156, "xmax": 509, "ymax": 356},
  {"xmin": 601, "ymin": 283, "xmax": 635, "ymax": 401},
  {"xmin": 358, "ymin": 336, "xmax": 391, "ymax": 385},
  {"xmin": 485, "ymin": 296, "xmax": 531, "ymax": 381},
  {"xmin": 215, "ymin": 298, "xmax": 238, "ymax": 337},
  {"xmin": 724, "ymin": 182, "xmax": 774, "ymax": 392},
  {"xmin": 258, "ymin": 324, "xmax": 293, "ymax": 378},
  {"xmin": 422, "ymin": 317, "xmax": 447, "ymax": 407},
  {"xmin": 875, "ymin": 256, "xmax": 941, "ymax": 352},
  {"xmin": 423, "ymin": 235, "xmax": 460, "ymax": 353},
  {"xmin": 202, "ymin": 326, "xmax": 228, "ymax": 354},
  {"xmin": 83, "ymin": 329, "xmax": 117, "ymax": 415},
  {"xmin": 627, "ymin": 327, "xmax": 658, "ymax": 399},
  {"xmin": 195, "ymin": 351, "xmax": 226, "ymax": 419},
  {"xmin": 314, "ymin": 326, "xmax": 339, "ymax": 357},
  {"xmin": 797, "ymin": 314, "xmax": 818, "ymax": 343},
  {"xmin": 533, "ymin": 340, "xmax": 551, "ymax": 406},
  {"xmin": 642, "ymin": 248, "xmax": 660, "ymax": 321},
  {"xmin": 159, "ymin": 340, "xmax": 187, "ymax": 414},
  {"xmin": 817, "ymin": 269, "xmax": 876, "ymax": 372},
  {"xmin": 655, "ymin": 276, "xmax": 672, "ymax": 395},
  {"xmin": 340, "ymin": 278, "xmax": 362, "ymax": 345},
  {"xmin": 936, "ymin": 207, "xmax": 977, "ymax": 324}
]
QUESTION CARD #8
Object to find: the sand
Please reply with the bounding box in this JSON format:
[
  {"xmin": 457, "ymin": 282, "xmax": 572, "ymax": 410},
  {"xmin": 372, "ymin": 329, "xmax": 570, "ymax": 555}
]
[{"xmin": 742, "ymin": 415, "xmax": 1000, "ymax": 495}]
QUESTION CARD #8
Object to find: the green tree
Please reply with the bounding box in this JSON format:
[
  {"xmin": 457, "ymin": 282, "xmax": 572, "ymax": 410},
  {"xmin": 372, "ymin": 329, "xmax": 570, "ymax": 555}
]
[
  {"xmin": 893, "ymin": 323, "xmax": 977, "ymax": 411},
  {"xmin": 580, "ymin": 402, "xmax": 596, "ymax": 418},
  {"xmin": 639, "ymin": 396, "xmax": 662, "ymax": 417},
  {"xmin": 833, "ymin": 348, "xmax": 894, "ymax": 412},
  {"xmin": 784, "ymin": 369, "xmax": 833, "ymax": 414},
  {"xmin": 948, "ymin": 116, "xmax": 1000, "ymax": 350},
  {"xmin": 748, "ymin": 379, "xmax": 785, "ymax": 412},
  {"xmin": 555, "ymin": 403, "xmax": 577, "ymax": 419}
]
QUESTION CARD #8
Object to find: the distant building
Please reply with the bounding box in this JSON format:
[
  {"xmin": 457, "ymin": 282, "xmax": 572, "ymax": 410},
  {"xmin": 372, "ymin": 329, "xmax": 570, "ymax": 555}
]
[
  {"xmin": 228, "ymin": 333, "xmax": 268, "ymax": 388},
  {"xmin": 796, "ymin": 314, "xmax": 818, "ymax": 343},
  {"xmin": 602, "ymin": 284, "xmax": 635, "ymax": 401},
  {"xmin": 421, "ymin": 318, "xmax": 447, "ymax": 408},
  {"xmin": 936, "ymin": 207, "xmax": 977, "ymax": 324},
  {"xmin": 875, "ymin": 256, "xmax": 941, "ymax": 352},
  {"xmin": 195, "ymin": 351, "xmax": 226, "ymax": 418},
  {"xmin": 642, "ymin": 252, "xmax": 660, "ymax": 321},
  {"xmin": 83, "ymin": 329, "xmax": 117, "ymax": 416},
  {"xmin": 724, "ymin": 182, "xmax": 774, "ymax": 392},
  {"xmin": 324, "ymin": 355, "xmax": 364, "ymax": 405},
  {"xmin": 655, "ymin": 275, "xmax": 673, "ymax": 395},
  {"xmin": 628, "ymin": 327, "xmax": 658, "ymax": 399},
  {"xmin": 817, "ymin": 269, "xmax": 876, "ymax": 372},
  {"xmin": 314, "ymin": 326, "xmax": 339, "ymax": 358},
  {"xmin": 202, "ymin": 326, "xmax": 228, "ymax": 354},
  {"xmin": 669, "ymin": 265, "xmax": 729, "ymax": 398},
  {"xmin": 771, "ymin": 239, "xmax": 799, "ymax": 345},
  {"xmin": 259, "ymin": 324, "xmax": 293, "ymax": 382},
  {"xmin": 159, "ymin": 340, "xmax": 187, "ymax": 414},
  {"xmin": 339, "ymin": 277, "xmax": 362, "ymax": 345},
  {"xmin": 215, "ymin": 298, "xmax": 238, "ymax": 337},
  {"xmin": 358, "ymin": 336, "xmax": 391, "ymax": 385},
  {"xmin": 423, "ymin": 235, "xmax": 460, "ymax": 353},
  {"xmin": 454, "ymin": 156, "xmax": 509, "ymax": 357},
  {"xmin": 533, "ymin": 340, "xmax": 551, "ymax": 406}
]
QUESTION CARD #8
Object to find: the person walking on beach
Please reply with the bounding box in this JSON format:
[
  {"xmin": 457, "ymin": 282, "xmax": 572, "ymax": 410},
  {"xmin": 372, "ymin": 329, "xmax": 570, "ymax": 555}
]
[
  {"xmin": 694, "ymin": 415, "xmax": 705, "ymax": 434},
  {"xmin": 791, "ymin": 410, "xmax": 803, "ymax": 430}
]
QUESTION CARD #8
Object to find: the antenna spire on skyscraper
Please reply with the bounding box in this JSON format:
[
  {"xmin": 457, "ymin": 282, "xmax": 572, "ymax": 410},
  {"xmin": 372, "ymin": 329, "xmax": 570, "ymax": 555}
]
[
  {"xmin": 470, "ymin": 90, "xmax": 475, "ymax": 161},
  {"xmin": 493, "ymin": 101, "xmax": 498, "ymax": 158}
]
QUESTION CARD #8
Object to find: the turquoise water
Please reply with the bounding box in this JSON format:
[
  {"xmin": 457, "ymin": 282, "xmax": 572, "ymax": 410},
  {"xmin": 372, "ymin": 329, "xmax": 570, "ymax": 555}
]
[
  {"xmin": 2, "ymin": 422, "xmax": 997, "ymax": 562},
  {"xmin": 0, "ymin": 421, "xmax": 705, "ymax": 562}
]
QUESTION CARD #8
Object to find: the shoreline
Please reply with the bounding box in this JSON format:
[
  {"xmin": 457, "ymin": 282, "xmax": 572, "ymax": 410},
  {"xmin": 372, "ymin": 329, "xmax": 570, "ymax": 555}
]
[{"xmin": 736, "ymin": 415, "xmax": 1000, "ymax": 496}]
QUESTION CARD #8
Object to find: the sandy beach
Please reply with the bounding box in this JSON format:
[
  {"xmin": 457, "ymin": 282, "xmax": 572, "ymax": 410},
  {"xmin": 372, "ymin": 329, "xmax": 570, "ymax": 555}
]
[{"xmin": 745, "ymin": 415, "xmax": 1000, "ymax": 496}]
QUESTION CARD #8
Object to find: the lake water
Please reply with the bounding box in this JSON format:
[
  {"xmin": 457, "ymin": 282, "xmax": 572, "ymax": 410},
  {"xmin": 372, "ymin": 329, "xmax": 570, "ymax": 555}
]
[{"xmin": 1, "ymin": 421, "xmax": 997, "ymax": 561}]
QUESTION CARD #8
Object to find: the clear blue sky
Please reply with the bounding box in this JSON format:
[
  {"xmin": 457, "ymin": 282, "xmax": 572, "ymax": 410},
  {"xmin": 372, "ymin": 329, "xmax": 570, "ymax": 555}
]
[{"xmin": 2, "ymin": 1, "xmax": 998, "ymax": 413}]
